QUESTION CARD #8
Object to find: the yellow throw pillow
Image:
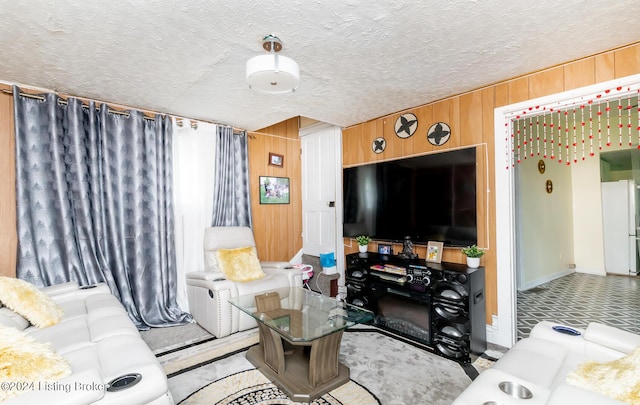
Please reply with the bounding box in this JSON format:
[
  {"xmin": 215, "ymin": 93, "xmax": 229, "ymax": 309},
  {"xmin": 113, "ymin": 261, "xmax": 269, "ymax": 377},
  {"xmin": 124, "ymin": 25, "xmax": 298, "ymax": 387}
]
[
  {"xmin": 0, "ymin": 325, "xmax": 72, "ymax": 401},
  {"xmin": 216, "ymin": 247, "xmax": 266, "ymax": 282},
  {"xmin": 566, "ymin": 345, "xmax": 640, "ymax": 404},
  {"xmin": 0, "ymin": 277, "xmax": 63, "ymax": 328}
]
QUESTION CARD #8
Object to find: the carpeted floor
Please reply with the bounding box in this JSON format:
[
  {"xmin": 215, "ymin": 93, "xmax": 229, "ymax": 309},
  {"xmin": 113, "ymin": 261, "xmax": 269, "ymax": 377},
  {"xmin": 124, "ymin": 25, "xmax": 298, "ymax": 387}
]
[{"xmin": 142, "ymin": 324, "xmax": 502, "ymax": 405}]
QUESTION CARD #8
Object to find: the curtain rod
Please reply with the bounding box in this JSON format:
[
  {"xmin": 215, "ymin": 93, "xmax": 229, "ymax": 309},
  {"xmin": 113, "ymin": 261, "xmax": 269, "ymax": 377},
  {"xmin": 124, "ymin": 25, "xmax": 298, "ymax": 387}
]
[
  {"xmin": 1, "ymin": 87, "xmax": 248, "ymax": 131},
  {"xmin": 1, "ymin": 88, "xmax": 152, "ymax": 120}
]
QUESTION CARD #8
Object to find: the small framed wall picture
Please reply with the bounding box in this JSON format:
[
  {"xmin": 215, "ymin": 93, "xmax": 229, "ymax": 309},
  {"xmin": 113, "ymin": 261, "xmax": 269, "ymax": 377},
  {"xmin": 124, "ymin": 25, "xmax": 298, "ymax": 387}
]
[
  {"xmin": 426, "ymin": 241, "xmax": 444, "ymax": 263},
  {"xmin": 378, "ymin": 243, "xmax": 392, "ymax": 255},
  {"xmin": 268, "ymin": 152, "xmax": 284, "ymax": 167},
  {"xmin": 259, "ymin": 176, "xmax": 290, "ymax": 204}
]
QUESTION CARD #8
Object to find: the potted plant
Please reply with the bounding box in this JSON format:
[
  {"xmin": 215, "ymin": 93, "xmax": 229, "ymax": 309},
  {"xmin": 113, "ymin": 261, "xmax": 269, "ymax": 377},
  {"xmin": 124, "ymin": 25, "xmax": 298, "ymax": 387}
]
[
  {"xmin": 355, "ymin": 235, "xmax": 371, "ymax": 253},
  {"xmin": 461, "ymin": 245, "xmax": 484, "ymax": 268}
]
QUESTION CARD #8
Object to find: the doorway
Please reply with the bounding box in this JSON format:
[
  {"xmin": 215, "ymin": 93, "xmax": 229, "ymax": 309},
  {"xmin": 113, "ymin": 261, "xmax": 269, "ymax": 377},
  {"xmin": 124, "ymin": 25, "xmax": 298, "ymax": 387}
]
[
  {"xmin": 600, "ymin": 149, "xmax": 640, "ymax": 276},
  {"xmin": 494, "ymin": 73, "xmax": 640, "ymax": 347},
  {"xmin": 299, "ymin": 123, "xmax": 344, "ymax": 278}
]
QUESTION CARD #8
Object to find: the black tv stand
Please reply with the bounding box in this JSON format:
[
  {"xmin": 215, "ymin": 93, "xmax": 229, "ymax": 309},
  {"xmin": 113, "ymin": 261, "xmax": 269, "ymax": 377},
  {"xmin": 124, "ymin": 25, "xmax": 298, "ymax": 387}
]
[{"xmin": 345, "ymin": 252, "xmax": 486, "ymax": 363}]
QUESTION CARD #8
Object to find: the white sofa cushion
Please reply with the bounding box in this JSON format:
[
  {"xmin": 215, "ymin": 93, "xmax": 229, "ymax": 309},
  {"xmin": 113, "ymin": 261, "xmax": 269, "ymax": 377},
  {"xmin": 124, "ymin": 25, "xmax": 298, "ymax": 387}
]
[
  {"xmin": 492, "ymin": 337, "xmax": 569, "ymax": 387},
  {"xmin": 0, "ymin": 307, "xmax": 30, "ymax": 330}
]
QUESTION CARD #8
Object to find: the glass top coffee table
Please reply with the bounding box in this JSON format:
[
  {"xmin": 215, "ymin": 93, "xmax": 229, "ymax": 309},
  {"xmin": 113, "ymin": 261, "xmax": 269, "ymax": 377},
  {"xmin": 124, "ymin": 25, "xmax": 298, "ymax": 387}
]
[{"xmin": 229, "ymin": 287, "xmax": 374, "ymax": 402}]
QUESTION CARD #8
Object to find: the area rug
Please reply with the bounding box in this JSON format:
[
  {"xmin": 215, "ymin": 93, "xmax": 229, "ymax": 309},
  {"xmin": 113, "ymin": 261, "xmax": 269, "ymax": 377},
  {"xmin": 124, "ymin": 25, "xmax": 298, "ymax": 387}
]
[
  {"xmin": 167, "ymin": 327, "xmax": 482, "ymax": 405},
  {"xmin": 179, "ymin": 369, "xmax": 380, "ymax": 405},
  {"xmin": 157, "ymin": 329, "xmax": 259, "ymax": 376}
]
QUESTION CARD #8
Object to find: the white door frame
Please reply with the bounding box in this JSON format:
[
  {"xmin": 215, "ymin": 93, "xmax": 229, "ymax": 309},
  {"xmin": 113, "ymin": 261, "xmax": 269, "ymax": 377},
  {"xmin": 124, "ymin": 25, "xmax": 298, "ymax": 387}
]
[{"xmin": 493, "ymin": 73, "xmax": 640, "ymax": 347}]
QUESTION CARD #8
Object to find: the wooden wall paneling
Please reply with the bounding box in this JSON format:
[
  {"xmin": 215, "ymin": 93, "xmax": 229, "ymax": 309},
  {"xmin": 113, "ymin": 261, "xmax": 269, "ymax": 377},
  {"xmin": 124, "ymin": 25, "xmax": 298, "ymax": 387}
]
[
  {"xmin": 0, "ymin": 92, "xmax": 16, "ymax": 278},
  {"xmin": 494, "ymin": 82, "xmax": 510, "ymax": 108},
  {"xmin": 358, "ymin": 120, "xmax": 375, "ymax": 164},
  {"xmin": 380, "ymin": 116, "xmax": 401, "ymax": 160},
  {"xmin": 595, "ymin": 51, "xmax": 615, "ymax": 83},
  {"xmin": 286, "ymin": 135, "xmax": 303, "ymax": 257},
  {"xmin": 449, "ymin": 97, "xmax": 461, "ymax": 149},
  {"xmin": 250, "ymin": 117, "xmax": 302, "ymax": 262},
  {"xmin": 459, "ymin": 90, "xmax": 483, "ymax": 146},
  {"xmin": 614, "ymin": 43, "xmax": 640, "ymax": 79},
  {"xmin": 508, "ymin": 77, "xmax": 530, "ymax": 104},
  {"xmin": 413, "ymin": 104, "xmax": 433, "ymax": 156},
  {"xmin": 341, "ymin": 125, "xmax": 358, "ymax": 166},
  {"xmin": 529, "ymin": 67, "xmax": 564, "ymax": 100},
  {"xmin": 564, "ymin": 58, "xmax": 595, "ymax": 90},
  {"xmin": 345, "ymin": 123, "xmax": 369, "ymax": 166}
]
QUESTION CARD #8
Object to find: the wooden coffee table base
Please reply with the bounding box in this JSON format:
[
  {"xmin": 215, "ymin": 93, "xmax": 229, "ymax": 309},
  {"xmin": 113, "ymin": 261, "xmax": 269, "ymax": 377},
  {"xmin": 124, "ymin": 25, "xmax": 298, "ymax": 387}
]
[{"xmin": 246, "ymin": 325, "xmax": 350, "ymax": 402}]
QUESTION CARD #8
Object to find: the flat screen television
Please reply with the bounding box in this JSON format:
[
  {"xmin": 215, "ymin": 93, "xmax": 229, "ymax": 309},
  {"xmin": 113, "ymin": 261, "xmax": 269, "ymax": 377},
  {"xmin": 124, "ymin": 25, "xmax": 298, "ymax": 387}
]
[{"xmin": 343, "ymin": 147, "xmax": 477, "ymax": 247}]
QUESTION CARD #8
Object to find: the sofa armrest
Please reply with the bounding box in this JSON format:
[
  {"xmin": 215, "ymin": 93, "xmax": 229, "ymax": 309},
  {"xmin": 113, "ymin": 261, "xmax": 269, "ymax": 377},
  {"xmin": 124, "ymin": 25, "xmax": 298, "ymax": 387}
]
[
  {"xmin": 260, "ymin": 261, "xmax": 292, "ymax": 269},
  {"xmin": 529, "ymin": 321, "xmax": 586, "ymax": 351},
  {"xmin": 186, "ymin": 271, "xmax": 226, "ymax": 282},
  {"xmin": 262, "ymin": 266, "xmax": 303, "ymax": 288},
  {"xmin": 584, "ymin": 322, "xmax": 640, "ymax": 354},
  {"xmin": 185, "ymin": 272, "xmax": 236, "ymax": 293},
  {"xmin": 547, "ymin": 384, "xmax": 626, "ymax": 405}
]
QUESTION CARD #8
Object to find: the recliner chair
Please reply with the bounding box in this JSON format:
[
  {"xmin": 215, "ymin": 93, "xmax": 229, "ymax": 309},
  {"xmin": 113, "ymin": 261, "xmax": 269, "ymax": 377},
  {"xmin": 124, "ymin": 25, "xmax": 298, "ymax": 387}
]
[{"xmin": 186, "ymin": 226, "xmax": 303, "ymax": 338}]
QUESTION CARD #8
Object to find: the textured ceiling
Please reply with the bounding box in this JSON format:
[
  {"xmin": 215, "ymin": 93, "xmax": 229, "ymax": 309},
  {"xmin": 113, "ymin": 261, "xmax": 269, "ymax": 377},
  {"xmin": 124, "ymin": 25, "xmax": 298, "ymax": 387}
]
[{"xmin": 0, "ymin": 1, "xmax": 639, "ymax": 131}]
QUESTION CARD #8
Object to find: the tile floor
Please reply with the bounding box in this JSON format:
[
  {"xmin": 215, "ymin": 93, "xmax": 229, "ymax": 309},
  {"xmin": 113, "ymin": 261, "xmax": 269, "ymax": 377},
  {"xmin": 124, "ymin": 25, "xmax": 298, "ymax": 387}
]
[{"xmin": 517, "ymin": 272, "xmax": 639, "ymax": 340}]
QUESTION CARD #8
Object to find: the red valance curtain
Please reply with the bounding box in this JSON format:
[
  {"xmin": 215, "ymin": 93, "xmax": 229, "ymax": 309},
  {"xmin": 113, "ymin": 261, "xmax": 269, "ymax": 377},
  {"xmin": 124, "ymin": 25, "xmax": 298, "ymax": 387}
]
[{"xmin": 504, "ymin": 85, "xmax": 640, "ymax": 169}]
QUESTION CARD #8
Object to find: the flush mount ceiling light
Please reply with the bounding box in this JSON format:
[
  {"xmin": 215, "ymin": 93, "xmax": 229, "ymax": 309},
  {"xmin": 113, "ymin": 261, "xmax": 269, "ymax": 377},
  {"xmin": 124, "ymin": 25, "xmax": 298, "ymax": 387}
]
[{"xmin": 246, "ymin": 35, "xmax": 299, "ymax": 93}]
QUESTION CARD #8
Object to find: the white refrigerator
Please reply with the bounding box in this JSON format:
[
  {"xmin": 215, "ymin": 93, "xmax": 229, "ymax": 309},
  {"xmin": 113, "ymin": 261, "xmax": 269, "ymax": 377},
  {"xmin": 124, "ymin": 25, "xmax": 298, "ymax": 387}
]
[{"xmin": 601, "ymin": 180, "xmax": 638, "ymax": 275}]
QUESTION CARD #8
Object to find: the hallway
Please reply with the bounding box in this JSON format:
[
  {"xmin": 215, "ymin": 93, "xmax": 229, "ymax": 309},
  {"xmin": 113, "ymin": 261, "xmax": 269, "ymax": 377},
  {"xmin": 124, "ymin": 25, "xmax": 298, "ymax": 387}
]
[{"xmin": 517, "ymin": 272, "xmax": 639, "ymax": 340}]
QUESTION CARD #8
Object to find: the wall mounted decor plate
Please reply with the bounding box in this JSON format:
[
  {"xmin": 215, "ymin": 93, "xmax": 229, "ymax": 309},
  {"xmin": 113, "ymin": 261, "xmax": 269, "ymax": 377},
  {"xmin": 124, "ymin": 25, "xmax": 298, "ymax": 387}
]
[
  {"xmin": 538, "ymin": 159, "xmax": 546, "ymax": 174},
  {"xmin": 394, "ymin": 113, "xmax": 418, "ymax": 138},
  {"xmin": 372, "ymin": 137, "xmax": 386, "ymax": 153},
  {"xmin": 427, "ymin": 122, "xmax": 451, "ymax": 146}
]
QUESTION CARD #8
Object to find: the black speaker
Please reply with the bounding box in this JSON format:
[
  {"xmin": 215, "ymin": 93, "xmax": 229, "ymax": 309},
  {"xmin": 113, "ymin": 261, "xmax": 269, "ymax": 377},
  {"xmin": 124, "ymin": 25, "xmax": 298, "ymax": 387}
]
[{"xmin": 431, "ymin": 267, "xmax": 486, "ymax": 360}]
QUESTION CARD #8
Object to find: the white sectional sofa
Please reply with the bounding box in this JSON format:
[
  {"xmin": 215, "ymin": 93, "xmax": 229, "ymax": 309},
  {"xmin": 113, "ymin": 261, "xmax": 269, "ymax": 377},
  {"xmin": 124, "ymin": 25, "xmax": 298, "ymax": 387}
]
[
  {"xmin": 454, "ymin": 321, "xmax": 640, "ymax": 405},
  {"xmin": 0, "ymin": 280, "xmax": 172, "ymax": 405}
]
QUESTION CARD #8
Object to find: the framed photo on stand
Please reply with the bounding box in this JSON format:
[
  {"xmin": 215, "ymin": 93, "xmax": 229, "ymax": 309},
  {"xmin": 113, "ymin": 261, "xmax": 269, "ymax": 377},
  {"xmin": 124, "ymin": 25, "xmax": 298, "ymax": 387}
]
[
  {"xmin": 426, "ymin": 241, "xmax": 444, "ymax": 263},
  {"xmin": 378, "ymin": 244, "xmax": 392, "ymax": 255}
]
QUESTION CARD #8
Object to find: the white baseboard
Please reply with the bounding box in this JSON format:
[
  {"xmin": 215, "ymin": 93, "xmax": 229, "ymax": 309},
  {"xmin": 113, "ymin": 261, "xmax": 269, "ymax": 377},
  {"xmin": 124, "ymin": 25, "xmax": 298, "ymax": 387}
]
[
  {"xmin": 574, "ymin": 266, "xmax": 606, "ymax": 276},
  {"xmin": 518, "ymin": 269, "xmax": 574, "ymax": 291}
]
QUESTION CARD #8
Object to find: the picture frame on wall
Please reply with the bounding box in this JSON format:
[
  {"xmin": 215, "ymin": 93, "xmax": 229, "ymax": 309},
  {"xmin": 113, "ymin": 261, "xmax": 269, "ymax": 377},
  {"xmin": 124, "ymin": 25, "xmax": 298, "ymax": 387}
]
[
  {"xmin": 268, "ymin": 152, "xmax": 284, "ymax": 167},
  {"xmin": 378, "ymin": 244, "xmax": 392, "ymax": 255},
  {"xmin": 259, "ymin": 176, "xmax": 290, "ymax": 204},
  {"xmin": 426, "ymin": 241, "xmax": 444, "ymax": 263}
]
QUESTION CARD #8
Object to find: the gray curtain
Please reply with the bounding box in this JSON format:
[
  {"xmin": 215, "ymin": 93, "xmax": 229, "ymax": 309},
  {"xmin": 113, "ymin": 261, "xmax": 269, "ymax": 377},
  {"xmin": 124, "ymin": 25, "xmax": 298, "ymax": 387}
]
[
  {"xmin": 211, "ymin": 126, "xmax": 252, "ymax": 227},
  {"xmin": 13, "ymin": 87, "xmax": 191, "ymax": 329}
]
